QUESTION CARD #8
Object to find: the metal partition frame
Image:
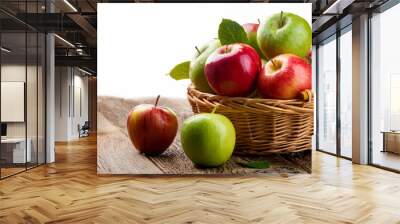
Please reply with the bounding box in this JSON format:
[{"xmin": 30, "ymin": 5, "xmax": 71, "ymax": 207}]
[{"xmin": 0, "ymin": 2, "xmax": 47, "ymax": 180}]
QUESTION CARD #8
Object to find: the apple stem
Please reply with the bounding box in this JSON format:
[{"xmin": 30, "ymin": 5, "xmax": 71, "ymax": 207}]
[
  {"xmin": 280, "ymin": 11, "xmax": 283, "ymax": 28},
  {"xmin": 270, "ymin": 59, "xmax": 278, "ymax": 69},
  {"xmin": 195, "ymin": 46, "xmax": 201, "ymax": 55},
  {"xmin": 224, "ymin": 45, "xmax": 229, "ymax": 53},
  {"xmin": 211, "ymin": 105, "xmax": 219, "ymax": 114},
  {"xmin": 154, "ymin": 95, "xmax": 161, "ymax": 107}
]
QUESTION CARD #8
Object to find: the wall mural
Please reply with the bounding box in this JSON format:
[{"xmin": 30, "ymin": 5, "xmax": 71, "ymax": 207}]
[{"xmin": 97, "ymin": 3, "xmax": 313, "ymax": 175}]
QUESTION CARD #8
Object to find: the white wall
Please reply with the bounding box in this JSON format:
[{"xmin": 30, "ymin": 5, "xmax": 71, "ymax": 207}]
[
  {"xmin": 55, "ymin": 66, "xmax": 69, "ymax": 141},
  {"xmin": 1, "ymin": 64, "xmax": 46, "ymax": 163},
  {"xmin": 98, "ymin": 3, "xmax": 312, "ymax": 99},
  {"xmin": 55, "ymin": 67, "xmax": 89, "ymax": 141},
  {"xmin": 1, "ymin": 65, "xmax": 26, "ymax": 165},
  {"xmin": 1, "ymin": 65, "xmax": 28, "ymax": 140},
  {"xmin": 1, "ymin": 65, "xmax": 41, "ymax": 137},
  {"xmin": 72, "ymin": 73, "xmax": 89, "ymax": 138}
]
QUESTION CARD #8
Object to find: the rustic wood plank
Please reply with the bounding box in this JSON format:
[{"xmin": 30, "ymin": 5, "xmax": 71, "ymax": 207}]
[
  {"xmin": 98, "ymin": 96, "xmax": 310, "ymax": 175},
  {"xmin": 97, "ymin": 113, "xmax": 162, "ymax": 174},
  {"xmin": 148, "ymin": 136, "xmax": 306, "ymax": 175}
]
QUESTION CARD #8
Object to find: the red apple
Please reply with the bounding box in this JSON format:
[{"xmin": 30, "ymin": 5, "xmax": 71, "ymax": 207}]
[
  {"xmin": 257, "ymin": 54, "xmax": 311, "ymax": 100},
  {"xmin": 242, "ymin": 23, "xmax": 264, "ymax": 58},
  {"xmin": 126, "ymin": 95, "xmax": 178, "ymax": 155},
  {"xmin": 205, "ymin": 43, "xmax": 260, "ymax": 97}
]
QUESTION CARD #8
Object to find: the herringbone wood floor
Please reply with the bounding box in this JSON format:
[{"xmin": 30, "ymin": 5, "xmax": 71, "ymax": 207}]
[{"xmin": 1, "ymin": 135, "xmax": 400, "ymax": 224}]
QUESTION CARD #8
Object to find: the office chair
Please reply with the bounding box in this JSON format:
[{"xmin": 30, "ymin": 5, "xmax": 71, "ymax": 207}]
[{"xmin": 79, "ymin": 121, "xmax": 90, "ymax": 138}]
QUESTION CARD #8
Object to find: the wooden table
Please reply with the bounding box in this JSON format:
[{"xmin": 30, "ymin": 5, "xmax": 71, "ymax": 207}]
[
  {"xmin": 97, "ymin": 96, "xmax": 311, "ymax": 175},
  {"xmin": 1, "ymin": 137, "xmax": 31, "ymax": 164}
]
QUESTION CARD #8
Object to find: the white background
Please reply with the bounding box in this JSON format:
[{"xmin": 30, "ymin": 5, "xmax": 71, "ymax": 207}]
[{"xmin": 98, "ymin": 3, "xmax": 311, "ymax": 99}]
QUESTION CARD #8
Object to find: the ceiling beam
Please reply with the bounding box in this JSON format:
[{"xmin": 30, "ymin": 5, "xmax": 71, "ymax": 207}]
[
  {"xmin": 323, "ymin": 0, "xmax": 356, "ymax": 14},
  {"xmin": 312, "ymin": 15, "xmax": 335, "ymax": 33},
  {"xmin": 67, "ymin": 13, "xmax": 97, "ymax": 39},
  {"xmin": 55, "ymin": 55, "xmax": 96, "ymax": 70}
]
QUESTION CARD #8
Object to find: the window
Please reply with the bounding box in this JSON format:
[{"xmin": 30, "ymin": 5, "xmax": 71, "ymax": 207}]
[
  {"xmin": 370, "ymin": 3, "xmax": 400, "ymax": 171},
  {"xmin": 339, "ymin": 27, "xmax": 352, "ymax": 158},
  {"xmin": 317, "ymin": 35, "xmax": 337, "ymax": 154}
]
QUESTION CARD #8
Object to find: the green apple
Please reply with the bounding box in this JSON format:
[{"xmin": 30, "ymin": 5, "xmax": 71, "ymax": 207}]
[
  {"xmin": 181, "ymin": 113, "xmax": 236, "ymax": 167},
  {"xmin": 189, "ymin": 39, "xmax": 221, "ymax": 93},
  {"xmin": 257, "ymin": 12, "xmax": 311, "ymax": 59}
]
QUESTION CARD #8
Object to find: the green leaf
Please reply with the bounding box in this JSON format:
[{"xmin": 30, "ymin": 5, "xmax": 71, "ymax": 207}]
[
  {"xmin": 218, "ymin": 18, "xmax": 249, "ymax": 45},
  {"xmin": 236, "ymin": 160, "xmax": 270, "ymax": 169},
  {"xmin": 168, "ymin": 61, "xmax": 190, "ymax": 80}
]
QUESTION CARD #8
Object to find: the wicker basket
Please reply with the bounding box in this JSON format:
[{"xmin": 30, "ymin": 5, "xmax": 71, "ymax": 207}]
[{"xmin": 187, "ymin": 85, "xmax": 314, "ymax": 155}]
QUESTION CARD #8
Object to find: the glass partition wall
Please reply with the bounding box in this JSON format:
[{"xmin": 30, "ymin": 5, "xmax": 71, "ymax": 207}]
[
  {"xmin": 0, "ymin": 4, "xmax": 46, "ymax": 179},
  {"xmin": 316, "ymin": 26, "xmax": 353, "ymax": 159},
  {"xmin": 317, "ymin": 35, "xmax": 337, "ymax": 155},
  {"xmin": 315, "ymin": 1, "xmax": 400, "ymax": 172},
  {"xmin": 0, "ymin": 31, "xmax": 27, "ymax": 177},
  {"xmin": 370, "ymin": 3, "xmax": 400, "ymax": 171},
  {"xmin": 339, "ymin": 26, "xmax": 352, "ymax": 159}
]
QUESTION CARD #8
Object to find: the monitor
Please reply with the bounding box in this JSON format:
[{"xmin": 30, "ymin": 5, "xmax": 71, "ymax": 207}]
[{"xmin": 1, "ymin": 123, "xmax": 7, "ymax": 137}]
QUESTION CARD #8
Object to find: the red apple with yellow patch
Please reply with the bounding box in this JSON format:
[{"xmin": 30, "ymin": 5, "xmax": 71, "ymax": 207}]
[
  {"xmin": 257, "ymin": 54, "xmax": 311, "ymax": 100},
  {"xmin": 205, "ymin": 43, "xmax": 260, "ymax": 97},
  {"xmin": 127, "ymin": 95, "xmax": 178, "ymax": 155}
]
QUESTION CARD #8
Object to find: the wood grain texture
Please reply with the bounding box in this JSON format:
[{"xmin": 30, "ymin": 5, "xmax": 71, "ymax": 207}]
[
  {"xmin": 0, "ymin": 135, "xmax": 400, "ymax": 223},
  {"xmin": 97, "ymin": 96, "xmax": 311, "ymax": 175}
]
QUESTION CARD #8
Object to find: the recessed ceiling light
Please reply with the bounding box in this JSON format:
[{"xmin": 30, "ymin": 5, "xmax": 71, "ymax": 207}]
[
  {"xmin": 1, "ymin": 47, "xmax": 11, "ymax": 53},
  {"xmin": 323, "ymin": 0, "xmax": 355, "ymax": 15},
  {"xmin": 63, "ymin": 0, "xmax": 78, "ymax": 12},
  {"xmin": 78, "ymin": 67, "xmax": 93, "ymax": 76},
  {"xmin": 54, "ymin": 34, "xmax": 75, "ymax": 48}
]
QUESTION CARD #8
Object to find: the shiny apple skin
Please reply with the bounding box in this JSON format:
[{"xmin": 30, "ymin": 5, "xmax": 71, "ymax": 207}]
[
  {"xmin": 257, "ymin": 12, "xmax": 311, "ymax": 59},
  {"xmin": 205, "ymin": 43, "xmax": 260, "ymax": 97},
  {"xmin": 189, "ymin": 39, "xmax": 221, "ymax": 93},
  {"xmin": 127, "ymin": 104, "xmax": 178, "ymax": 155},
  {"xmin": 257, "ymin": 54, "xmax": 311, "ymax": 100}
]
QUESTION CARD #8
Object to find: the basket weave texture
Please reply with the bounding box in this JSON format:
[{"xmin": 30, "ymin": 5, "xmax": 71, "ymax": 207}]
[{"xmin": 187, "ymin": 85, "xmax": 314, "ymax": 155}]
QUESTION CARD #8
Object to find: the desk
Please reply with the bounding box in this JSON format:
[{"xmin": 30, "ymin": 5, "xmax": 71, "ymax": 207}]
[
  {"xmin": 1, "ymin": 138, "xmax": 31, "ymax": 163},
  {"xmin": 382, "ymin": 131, "xmax": 400, "ymax": 154}
]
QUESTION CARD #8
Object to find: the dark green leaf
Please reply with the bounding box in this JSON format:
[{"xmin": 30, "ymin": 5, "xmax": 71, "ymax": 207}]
[
  {"xmin": 218, "ymin": 18, "xmax": 249, "ymax": 45},
  {"xmin": 236, "ymin": 160, "xmax": 270, "ymax": 169},
  {"xmin": 168, "ymin": 61, "xmax": 190, "ymax": 80}
]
